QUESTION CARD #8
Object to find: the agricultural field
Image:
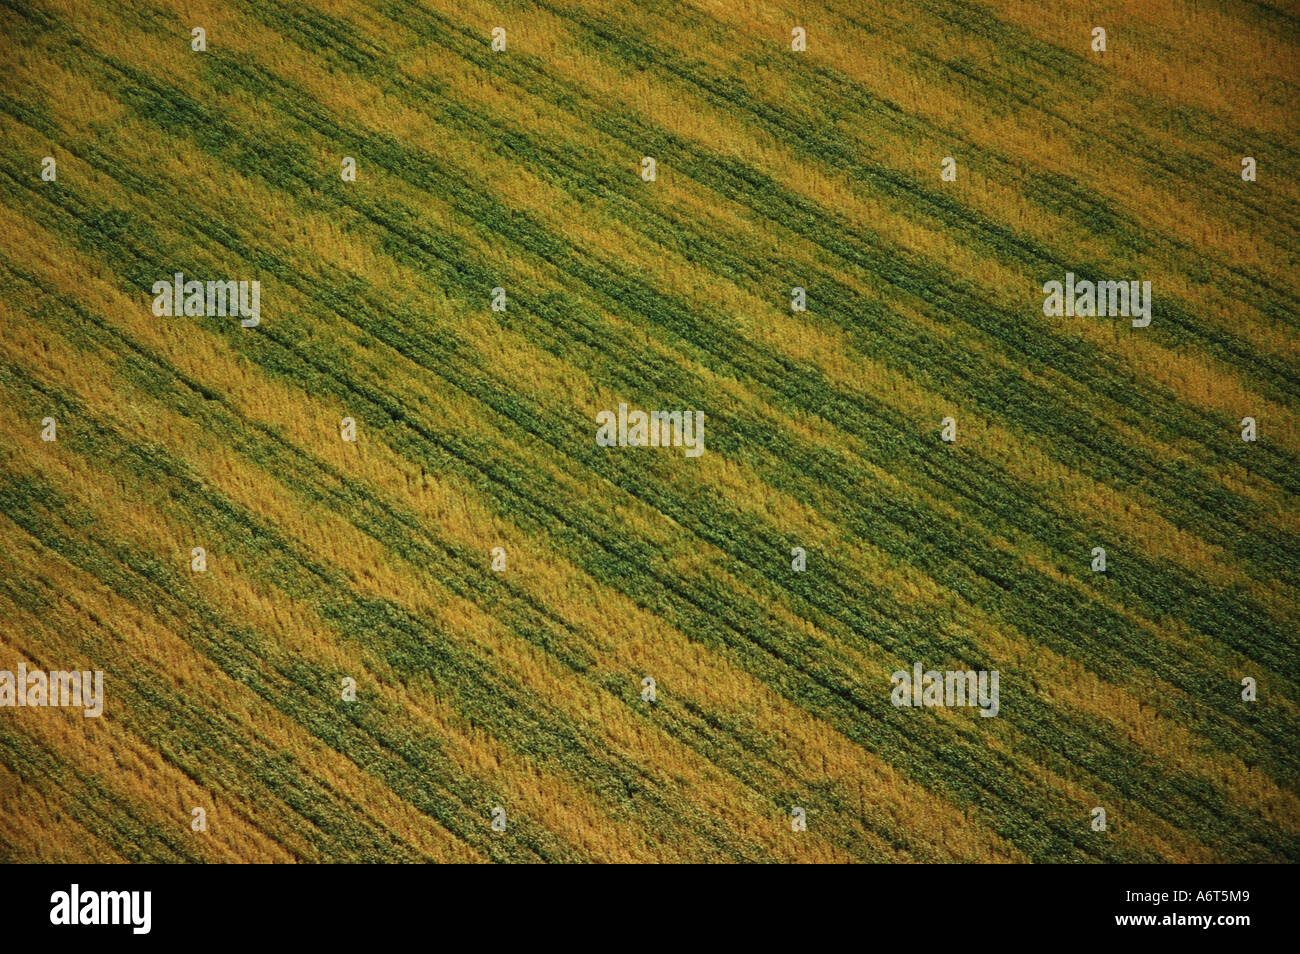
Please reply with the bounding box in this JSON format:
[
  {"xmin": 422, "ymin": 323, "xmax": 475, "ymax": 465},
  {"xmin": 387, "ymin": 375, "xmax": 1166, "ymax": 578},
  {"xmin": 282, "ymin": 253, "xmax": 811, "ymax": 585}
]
[{"xmin": 0, "ymin": 0, "xmax": 1297, "ymax": 863}]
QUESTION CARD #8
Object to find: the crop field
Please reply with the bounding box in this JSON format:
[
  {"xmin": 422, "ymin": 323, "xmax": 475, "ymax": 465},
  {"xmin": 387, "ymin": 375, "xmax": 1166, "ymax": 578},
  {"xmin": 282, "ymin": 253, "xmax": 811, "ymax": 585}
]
[{"xmin": 0, "ymin": 0, "xmax": 1297, "ymax": 863}]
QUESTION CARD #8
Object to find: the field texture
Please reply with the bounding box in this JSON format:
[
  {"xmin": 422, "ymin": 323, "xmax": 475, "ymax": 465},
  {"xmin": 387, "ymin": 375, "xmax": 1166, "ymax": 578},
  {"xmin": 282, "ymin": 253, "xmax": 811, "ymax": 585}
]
[{"xmin": 1, "ymin": 0, "xmax": 1298, "ymax": 862}]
